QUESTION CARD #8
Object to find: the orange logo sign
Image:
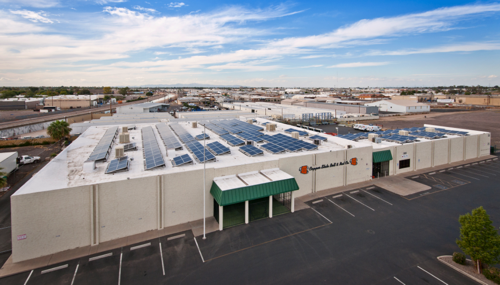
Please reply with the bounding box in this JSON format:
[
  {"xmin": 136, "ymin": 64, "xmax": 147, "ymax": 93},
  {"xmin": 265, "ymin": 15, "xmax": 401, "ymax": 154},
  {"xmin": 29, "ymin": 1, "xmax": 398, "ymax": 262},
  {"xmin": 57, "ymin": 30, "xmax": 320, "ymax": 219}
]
[
  {"xmin": 350, "ymin": 158, "xmax": 357, "ymax": 166},
  {"xmin": 299, "ymin": 166, "xmax": 309, "ymax": 174}
]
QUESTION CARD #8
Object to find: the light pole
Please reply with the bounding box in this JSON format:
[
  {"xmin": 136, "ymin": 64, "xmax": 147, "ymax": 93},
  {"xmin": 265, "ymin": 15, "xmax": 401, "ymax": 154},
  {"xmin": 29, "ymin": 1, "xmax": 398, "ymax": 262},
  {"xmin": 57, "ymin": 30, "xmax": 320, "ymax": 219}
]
[
  {"xmin": 203, "ymin": 123, "xmax": 206, "ymax": 240},
  {"xmin": 336, "ymin": 127, "xmax": 339, "ymax": 136}
]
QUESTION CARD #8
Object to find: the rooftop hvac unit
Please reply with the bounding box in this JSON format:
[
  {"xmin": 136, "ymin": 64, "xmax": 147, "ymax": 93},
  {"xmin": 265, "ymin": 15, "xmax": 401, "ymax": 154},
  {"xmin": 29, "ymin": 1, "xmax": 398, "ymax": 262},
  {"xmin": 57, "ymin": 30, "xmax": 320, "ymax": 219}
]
[
  {"xmin": 399, "ymin": 130, "xmax": 409, "ymax": 136},
  {"xmin": 291, "ymin": 132, "xmax": 300, "ymax": 139},
  {"xmin": 115, "ymin": 145, "xmax": 125, "ymax": 158},
  {"xmin": 122, "ymin": 126, "xmax": 128, "ymax": 133},
  {"xmin": 368, "ymin": 133, "xmax": 379, "ymax": 141},
  {"xmin": 313, "ymin": 139, "xmax": 321, "ymax": 145},
  {"xmin": 375, "ymin": 138, "xmax": 382, "ymax": 144},
  {"xmin": 347, "ymin": 145, "xmax": 353, "ymax": 149},
  {"xmin": 247, "ymin": 119, "xmax": 253, "ymax": 124},
  {"xmin": 119, "ymin": 133, "xmax": 130, "ymax": 143},
  {"xmin": 247, "ymin": 140, "xmax": 255, "ymax": 146},
  {"xmin": 425, "ymin": 127, "xmax": 435, "ymax": 132},
  {"xmin": 192, "ymin": 121, "xmax": 197, "ymax": 128},
  {"xmin": 272, "ymin": 114, "xmax": 282, "ymax": 120},
  {"xmin": 266, "ymin": 124, "xmax": 277, "ymax": 132}
]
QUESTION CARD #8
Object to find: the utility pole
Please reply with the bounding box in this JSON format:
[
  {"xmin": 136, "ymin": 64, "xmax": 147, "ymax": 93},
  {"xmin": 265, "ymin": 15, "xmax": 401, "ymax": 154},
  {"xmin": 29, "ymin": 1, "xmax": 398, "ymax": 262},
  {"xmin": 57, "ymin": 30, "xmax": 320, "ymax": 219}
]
[{"xmin": 203, "ymin": 123, "xmax": 206, "ymax": 240}]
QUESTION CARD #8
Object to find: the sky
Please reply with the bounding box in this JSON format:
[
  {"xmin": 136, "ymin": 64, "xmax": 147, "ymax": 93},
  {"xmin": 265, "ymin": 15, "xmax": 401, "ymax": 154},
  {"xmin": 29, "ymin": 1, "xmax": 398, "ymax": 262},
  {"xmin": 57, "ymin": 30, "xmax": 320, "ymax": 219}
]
[{"xmin": 0, "ymin": 0, "xmax": 499, "ymax": 87}]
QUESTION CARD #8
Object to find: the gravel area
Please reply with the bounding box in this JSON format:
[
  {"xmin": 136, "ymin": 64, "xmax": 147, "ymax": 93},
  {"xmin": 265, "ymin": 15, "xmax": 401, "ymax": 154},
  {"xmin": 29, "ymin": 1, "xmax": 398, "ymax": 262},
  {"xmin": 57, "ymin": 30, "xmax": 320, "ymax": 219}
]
[{"xmin": 439, "ymin": 256, "xmax": 496, "ymax": 285}]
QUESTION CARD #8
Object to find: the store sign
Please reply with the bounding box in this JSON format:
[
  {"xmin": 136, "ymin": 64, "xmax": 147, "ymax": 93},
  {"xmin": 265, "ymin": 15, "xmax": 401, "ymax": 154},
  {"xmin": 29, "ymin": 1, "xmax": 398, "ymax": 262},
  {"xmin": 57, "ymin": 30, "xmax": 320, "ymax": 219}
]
[
  {"xmin": 17, "ymin": 234, "xmax": 27, "ymax": 241},
  {"xmin": 299, "ymin": 158, "xmax": 358, "ymax": 174},
  {"xmin": 401, "ymin": 152, "xmax": 409, "ymax": 159}
]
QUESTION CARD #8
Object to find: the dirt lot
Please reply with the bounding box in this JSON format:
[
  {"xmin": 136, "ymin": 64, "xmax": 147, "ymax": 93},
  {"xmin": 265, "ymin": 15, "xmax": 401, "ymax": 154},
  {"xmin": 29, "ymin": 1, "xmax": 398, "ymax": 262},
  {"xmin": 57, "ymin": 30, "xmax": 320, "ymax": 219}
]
[
  {"xmin": 367, "ymin": 109, "xmax": 500, "ymax": 147},
  {"xmin": 0, "ymin": 143, "xmax": 62, "ymax": 198}
]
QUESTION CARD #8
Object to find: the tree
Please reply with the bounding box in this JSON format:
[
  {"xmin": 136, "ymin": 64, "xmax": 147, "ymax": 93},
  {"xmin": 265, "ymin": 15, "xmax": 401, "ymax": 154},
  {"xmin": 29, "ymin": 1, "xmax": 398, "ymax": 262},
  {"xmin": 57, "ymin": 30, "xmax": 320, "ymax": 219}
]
[
  {"xmin": 78, "ymin": 89, "xmax": 91, "ymax": 95},
  {"xmin": 0, "ymin": 168, "xmax": 7, "ymax": 189},
  {"xmin": 456, "ymin": 206, "xmax": 500, "ymax": 272},
  {"xmin": 119, "ymin": 87, "xmax": 129, "ymax": 96},
  {"xmin": 103, "ymin": 87, "xmax": 112, "ymax": 94},
  {"xmin": 47, "ymin": 120, "xmax": 72, "ymax": 141},
  {"xmin": 0, "ymin": 90, "xmax": 17, "ymax": 98},
  {"xmin": 146, "ymin": 91, "xmax": 153, "ymax": 96}
]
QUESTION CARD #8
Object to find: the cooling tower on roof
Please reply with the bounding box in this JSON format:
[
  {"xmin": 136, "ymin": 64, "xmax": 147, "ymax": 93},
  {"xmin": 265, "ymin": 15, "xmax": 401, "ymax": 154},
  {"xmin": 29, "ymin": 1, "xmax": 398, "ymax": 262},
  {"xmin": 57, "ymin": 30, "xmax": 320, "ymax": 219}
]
[{"xmin": 115, "ymin": 145, "xmax": 125, "ymax": 158}]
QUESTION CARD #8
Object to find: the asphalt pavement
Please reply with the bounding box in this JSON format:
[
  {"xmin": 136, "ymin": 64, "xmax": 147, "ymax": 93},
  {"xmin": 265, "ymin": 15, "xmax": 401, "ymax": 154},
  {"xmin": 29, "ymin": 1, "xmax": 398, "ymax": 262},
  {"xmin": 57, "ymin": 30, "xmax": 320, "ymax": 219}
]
[{"xmin": 0, "ymin": 157, "xmax": 499, "ymax": 284}]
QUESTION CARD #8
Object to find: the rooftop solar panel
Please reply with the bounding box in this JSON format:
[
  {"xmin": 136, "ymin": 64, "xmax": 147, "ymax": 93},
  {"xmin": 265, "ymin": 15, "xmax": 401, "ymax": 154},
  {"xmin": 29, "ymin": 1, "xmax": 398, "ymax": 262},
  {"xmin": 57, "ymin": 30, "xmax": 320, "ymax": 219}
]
[
  {"xmin": 123, "ymin": 143, "xmax": 137, "ymax": 151},
  {"xmin": 195, "ymin": 133, "xmax": 210, "ymax": 140},
  {"xmin": 220, "ymin": 134, "xmax": 245, "ymax": 146},
  {"xmin": 239, "ymin": 144, "xmax": 264, "ymax": 157},
  {"xmin": 156, "ymin": 124, "xmax": 183, "ymax": 150},
  {"xmin": 284, "ymin": 128, "xmax": 309, "ymax": 136},
  {"xmin": 169, "ymin": 124, "xmax": 196, "ymax": 143},
  {"xmin": 172, "ymin": 154, "xmax": 193, "ymax": 167},
  {"xmin": 87, "ymin": 126, "xmax": 118, "ymax": 162},
  {"xmin": 105, "ymin": 156, "xmax": 129, "ymax": 174},
  {"xmin": 142, "ymin": 126, "xmax": 166, "ymax": 170},
  {"xmin": 309, "ymin": 135, "xmax": 327, "ymax": 141},
  {"xmin": 185, "ymin": 141, "xmax": 216, "ymax": 163},
  {"xmin": 206, "ymin": 141, "xmax": 231, "ymax": 155},
  {"xmin": 260, "ymin": 143, "xmax": 286, "ymax": 154}
]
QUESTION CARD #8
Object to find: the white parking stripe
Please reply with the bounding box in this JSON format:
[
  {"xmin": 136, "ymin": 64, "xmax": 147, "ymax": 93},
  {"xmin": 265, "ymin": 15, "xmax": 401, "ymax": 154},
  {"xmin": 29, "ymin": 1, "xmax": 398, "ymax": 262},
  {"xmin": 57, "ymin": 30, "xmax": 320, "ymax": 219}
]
[
  {"xmin": 472, "ymin": 163, "xmax": 478, "ymax": 165},
  {"xmin": 350, "ymin": 190, "xmax": 359, "ymax": 194},
  {"xmin": 327, "ymin": 199, "xmax": 355, "ymax": 217},
  {"xmin": 393, "ymin": 276, "xmax": 406, "ymax": 284},
  {"xmin": 456, "ymin": 166, "xmax": 462, "ymax": 169},
  {"xmin": 159, "ymin": 242, "xmax": 165, "ymax": 276},
  {"xmin": 89, "ymin": 252, "xmax": 113, "ymax": 262},
  {"xmin": 118, "ymin": 251, "xmax": 123, "ymax": 285},
  {"xmin": 448, "ymin": 168, "xmax": 454, "ymax": 170},
  {"xmin": 417, "ymin": 266, "xmax": 448, "ymax": 285},
  {"xmin": 41, "ymin": 264, "xmax": 68, "ymax": 274},
  {"xmin": 411, "ymin": 176, "xmax": 419, "ymax": 179},
  {"xmin": 345, "ymin": 194, "xmax": 375, "ymax": 211},
  {"xmin": 464, "ymin": 164, "xmax": 470, "ymax": 167},
  {"xmin": 366, "ymin": 186, "xmax": 375, "ymax": 190},
  {"xmin": 193, "ymin": 237, "xmax": 205, "ymax": 263},
  {"xmin": 429, "ymin": 172, "xmax": 436, "ymax": 175},
  {"xmin": 167, "ymin": 234, "xmax": 186, "ymax": 240},
  {"xmin": 439, "ymin": 170, "xmax": 446, "ymax": 173},
  {"xmin": 451, "ymin": 172, "xmax": 480, "ymax": 180},
  {"xmin": 311, "ymin": 208, "xmax": 333, "ymax": 223},
  {"xmin": 130, "ymin": 242, "xmax": 151, "ymax": 251},
  {"xmin": 312, "ymin": 199, "xmax": 323, "ymax": 204},
  {"xmin": 24, "ymin": 270, "xmax": 33, "ymax": 285},
  {"xmin": 460, "ymin": 169, "xmax": 489, "ymax": 178},
  {"xmin": 362, "ymin": 190, "xmax": 393, "ymax": 205},
  {"xmin": 332, "ymin": 194, "xmax": 343, "ymax": 198},
  {"xmin": 465, "ymin": 168, "xmax": 497, "ymax": 176},
  {"xmin": 70, "ymin": 263, "xmax": 79, "ymax": 285}
]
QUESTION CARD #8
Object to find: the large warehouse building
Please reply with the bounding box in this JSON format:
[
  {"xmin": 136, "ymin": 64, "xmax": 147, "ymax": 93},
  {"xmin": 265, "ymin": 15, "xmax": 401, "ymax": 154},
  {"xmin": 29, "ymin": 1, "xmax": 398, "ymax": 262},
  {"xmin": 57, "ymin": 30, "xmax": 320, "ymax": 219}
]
[{"xmin": 10, "ymin": 117, "xmax": 490, "ymax": 263}]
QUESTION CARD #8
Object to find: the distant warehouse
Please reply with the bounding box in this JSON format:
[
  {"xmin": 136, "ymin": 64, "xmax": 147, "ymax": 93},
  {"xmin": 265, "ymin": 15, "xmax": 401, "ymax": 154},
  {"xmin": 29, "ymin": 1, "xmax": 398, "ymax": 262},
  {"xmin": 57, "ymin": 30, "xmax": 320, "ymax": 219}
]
[
  {"xmin": 365, "ymin": 100, "xmax": 430, "ymax": 113},
  {"xmin": 10, "ymin": 117, "xmax": 490, "ymax": 263}
]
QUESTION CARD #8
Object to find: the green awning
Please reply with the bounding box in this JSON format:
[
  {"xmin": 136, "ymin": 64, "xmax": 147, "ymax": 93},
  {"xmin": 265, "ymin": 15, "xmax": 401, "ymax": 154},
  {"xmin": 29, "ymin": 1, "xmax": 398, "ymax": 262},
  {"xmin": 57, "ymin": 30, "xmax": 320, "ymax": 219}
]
[
  {"xmin": 210, "ymin": 178, "xmax": 299, "ymax": 206},
  {"xmin": 373, "ymin": 150, "xmax": 393, "ymax": 163}
]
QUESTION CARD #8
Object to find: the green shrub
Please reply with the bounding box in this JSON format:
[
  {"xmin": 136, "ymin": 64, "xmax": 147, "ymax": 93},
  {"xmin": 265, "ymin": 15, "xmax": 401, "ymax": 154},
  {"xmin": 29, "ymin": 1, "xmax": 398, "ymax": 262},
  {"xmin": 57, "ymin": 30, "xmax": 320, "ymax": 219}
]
[
  {"xmin": 483, "ymin": 267, "xmax": 500, "ymax": 284},
  {"xmin": 452, "ymin": 252, "xmax": 466, "ymax": 265},
  {"xmin": 50, "ymin": 153, "xmax": 57, "ymax": 157}
]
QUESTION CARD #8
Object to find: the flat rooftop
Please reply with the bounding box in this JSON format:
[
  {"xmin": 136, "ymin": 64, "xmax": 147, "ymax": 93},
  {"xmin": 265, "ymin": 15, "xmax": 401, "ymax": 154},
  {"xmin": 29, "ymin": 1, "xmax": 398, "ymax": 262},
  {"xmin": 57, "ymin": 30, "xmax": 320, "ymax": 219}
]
[{"xmin": 15, "ymin": 118, "xmax": 361, "ymax": 195}]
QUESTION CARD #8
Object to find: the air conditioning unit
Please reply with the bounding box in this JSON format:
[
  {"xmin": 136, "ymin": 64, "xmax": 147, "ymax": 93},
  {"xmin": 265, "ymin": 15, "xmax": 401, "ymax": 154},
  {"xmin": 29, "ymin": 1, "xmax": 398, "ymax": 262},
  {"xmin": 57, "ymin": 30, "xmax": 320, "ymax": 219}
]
[
  {"xmin": 192, "ymin": 122, "xmax": 197, "ymax": 128},
  {"xmin": 399, "ymin": 130, "xmax": 409, "ymax": 136},
  {"xmin": 347, "ymin": 145, "xmax": 353, "ymax": 149},
  {"xmin": 115, "ymin": 145, "xmax": 125, "ymax": 158},
  {"xmin": 119, "ymin": 133, "xmax": 130, "ymax": 143},
  {"xmin": 291, "ymin": 132, "xmax": 299, "ymax": 139},
  {"xmin": 266, "ymin": 124, "xmax": 277, "ymax": 132},
  {"xmin": 122, "ymin": 126, "xmax": 128, "ymax": 133},
  {"xmin": 313, "ymin": 139, "xmax": 321, "ymax": 145},
  {"xmin": 425, "ymin": 127, "xmax": 435, "ymax": 132},
  {"xmin": 247, "ymin": 119, "xmax": 253, "ymax": 124},
  {"xmin": 247, "ymin": 140, "xmax": 255, "ymax": 146},
  {"xmin": 368, "ymin": 133, "xmax": 379, "ymax": 142},
  {"xmin": 375, "ymin": 138, "xmax": 382, "ymax": 144},
  {"xmin": 83, "ymin": 160, "xmax": 96, "ymax": 173}
]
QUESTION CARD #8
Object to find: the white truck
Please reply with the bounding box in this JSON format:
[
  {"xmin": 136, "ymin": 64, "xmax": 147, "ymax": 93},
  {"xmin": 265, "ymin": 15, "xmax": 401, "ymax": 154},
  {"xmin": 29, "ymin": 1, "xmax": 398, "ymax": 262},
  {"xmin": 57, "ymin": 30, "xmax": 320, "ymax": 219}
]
[
  {"xmin": 0, "ymin": 152, "xmax": 19, "ymax": 174},
  {"xmin": 19, "ymin": 155, "xmax": 41, "ymax": 165}
]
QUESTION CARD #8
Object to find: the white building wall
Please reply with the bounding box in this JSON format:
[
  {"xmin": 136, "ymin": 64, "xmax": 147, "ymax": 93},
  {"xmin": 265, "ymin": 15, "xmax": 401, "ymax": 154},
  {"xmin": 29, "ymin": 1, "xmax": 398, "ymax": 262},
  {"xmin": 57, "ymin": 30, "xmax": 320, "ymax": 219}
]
[
  {"xmin": 346, "ymin": 147, "xmax": 373, "ymax": 184},
  {"xmin": 414, "ymin": 141, "xmax": 432, "ymax": 170},
  {"xmin": 449, "ymin": 137, "xmax": 464, "ymax": 162},
  {"xmin": 465, "ymin": 135, "xmax": 479, "ymax": 159},
  {"xmin": 315, "ymin": 150, "xmax": 346, "ymax": 191},
  {"xmin": 394, "ymin": 144, "xmax": 414, "ymax": 174},
  {"xmin": 278, "ymin": 155, "xmax": 314, "ymax": 197},
  {"xmin": 479, "ymin": 133, "xmax": 491, "ymax": 157},
  {"xmin": 433, "ymin": 139, "xmax": 449, "ymax": 166}
]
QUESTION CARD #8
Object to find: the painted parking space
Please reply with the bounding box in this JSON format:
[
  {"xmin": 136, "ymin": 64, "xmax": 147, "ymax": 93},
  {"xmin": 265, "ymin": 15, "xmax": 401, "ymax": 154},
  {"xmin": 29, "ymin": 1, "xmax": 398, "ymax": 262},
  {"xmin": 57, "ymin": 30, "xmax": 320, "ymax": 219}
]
[
  {"xmin": 73, "ymin": 248, "xmax": 121, "ymax": 285},
  {"xmin": 27, "ymin": 260, "xmax": 79, "ymax": 285},
  {"xmin": 120, "ymin": 239, "xmax": 164, "ymax": 285}
]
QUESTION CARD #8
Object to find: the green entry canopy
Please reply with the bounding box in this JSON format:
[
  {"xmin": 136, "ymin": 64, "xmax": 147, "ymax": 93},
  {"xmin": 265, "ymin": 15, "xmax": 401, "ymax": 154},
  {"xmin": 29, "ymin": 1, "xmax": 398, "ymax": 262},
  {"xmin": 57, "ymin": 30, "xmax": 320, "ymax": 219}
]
[
  {"xmin": 210, "ymin": 169, "xmax": 300, "ymax": 206},
  {"xmin": 373, "ymin": 150, "xmax": 393, "ymax": 163}
]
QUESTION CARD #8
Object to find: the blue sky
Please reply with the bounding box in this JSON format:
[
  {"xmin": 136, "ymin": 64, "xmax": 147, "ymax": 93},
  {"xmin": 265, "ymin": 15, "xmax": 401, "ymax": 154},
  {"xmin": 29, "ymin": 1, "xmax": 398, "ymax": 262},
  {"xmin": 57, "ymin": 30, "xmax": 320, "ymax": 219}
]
[{"xmin": 0, "ymin": 0, "xmax": 499, "ymax": 87}]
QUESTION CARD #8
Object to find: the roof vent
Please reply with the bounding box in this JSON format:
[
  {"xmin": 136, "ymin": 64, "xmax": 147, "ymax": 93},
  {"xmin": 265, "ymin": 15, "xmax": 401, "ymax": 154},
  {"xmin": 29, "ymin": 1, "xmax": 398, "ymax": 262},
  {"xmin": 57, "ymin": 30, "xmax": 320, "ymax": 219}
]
[
  {"xmin": 115, "ymin": 145, "xmax": 125, "ymax": 158},
  {"xmin": 192, "ymin": 121, "xmax": 197, "ymax": 128},
  {"xmin": 347, "ymin": 145, "xmax": 353, "ymax": 149},
  {"xmin": 119, "ymin": 133, "xmax": 130, "ymax": 143},
  {"xmin": 425, "ymin": 127, "xmax": 435, "ymax": 132},
  {"xmin": 291, "ymin": 132, "xmax": 300, "ymax": 139},
  {"xmin": 266, "ymin": 124, "xmax": 277, "ymax": 132},
  {"xmin": 122, "ymin": 126, "xmax": 128, "ymax": 133},
  {"xmin": 375, "ymin": 138, "xmax": 382, "ymax": 144},
  {"xmin": 313, "ymin": 139, "xmax": 321, "ymax": 145},
  {"xmin": 399, "ymin": 130, "xmax": 409, "ymax": 136}
]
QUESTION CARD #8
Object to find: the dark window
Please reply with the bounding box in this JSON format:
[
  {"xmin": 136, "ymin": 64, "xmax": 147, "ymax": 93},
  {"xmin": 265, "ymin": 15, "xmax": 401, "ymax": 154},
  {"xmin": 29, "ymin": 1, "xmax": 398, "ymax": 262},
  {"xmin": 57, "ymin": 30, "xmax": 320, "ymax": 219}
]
[{"xmin": 399, "ymin": 159, "xmax": 410, "ymax": 169}]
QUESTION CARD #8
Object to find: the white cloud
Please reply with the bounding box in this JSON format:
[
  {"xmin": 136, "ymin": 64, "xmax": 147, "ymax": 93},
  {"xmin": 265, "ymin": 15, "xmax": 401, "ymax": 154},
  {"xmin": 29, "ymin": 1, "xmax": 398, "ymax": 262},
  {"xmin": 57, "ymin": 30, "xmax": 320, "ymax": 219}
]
[
  {"xmin": 133, "ymin": 6, "xmax": 157, "ymax": 13},
  {"xmin": 96, "ymin": 0, "xmax": 126, "ymax": 4},
  {"xmin": 300, "ymin": 65, "xmax": 323, "ymax": 68},
  {"xmin": 366, "ymin": 42, "xmax": 500, "ymax": 56},
  {"xmin": 328, "ymin": 62, "xmax": 389, "ymax": 68},
  {"xmin": 169, "ymin": 2, "xmax": 186, "ymax": 8},
  {"xmin": 0, "ymin": 0, "xmax": 59, "ymax": 8},
  {"xmin": 488, "ymin": 75, "xmax": 498, "ymax": 79},
  {"xmin": 9, "ymin": 10, "xmax": 53, "ymax": 24}
]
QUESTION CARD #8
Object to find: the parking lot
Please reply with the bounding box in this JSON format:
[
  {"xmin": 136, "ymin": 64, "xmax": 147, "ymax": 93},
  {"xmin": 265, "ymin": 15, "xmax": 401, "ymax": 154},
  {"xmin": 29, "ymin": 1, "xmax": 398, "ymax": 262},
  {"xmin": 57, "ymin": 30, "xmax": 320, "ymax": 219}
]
[{"xmin": 1, "ymin": 157, "xmax": 498, "ymax": 284}]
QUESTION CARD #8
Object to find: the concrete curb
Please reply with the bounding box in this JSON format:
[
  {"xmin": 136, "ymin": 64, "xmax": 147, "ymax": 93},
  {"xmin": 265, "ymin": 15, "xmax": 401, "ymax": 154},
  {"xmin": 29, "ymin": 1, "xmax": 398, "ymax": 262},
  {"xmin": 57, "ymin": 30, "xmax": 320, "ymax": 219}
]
[{"xmin": 437, "ymin": 255, "xmax": 488, "ymax": 285}]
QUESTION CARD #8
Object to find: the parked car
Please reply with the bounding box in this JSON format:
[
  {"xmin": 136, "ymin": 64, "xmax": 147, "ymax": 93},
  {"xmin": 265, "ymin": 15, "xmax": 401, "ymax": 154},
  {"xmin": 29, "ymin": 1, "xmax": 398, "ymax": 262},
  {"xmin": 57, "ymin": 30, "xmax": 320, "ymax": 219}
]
[{"xmin": 18, "ymin": 155, "xmax": 41, "ymax": 165}]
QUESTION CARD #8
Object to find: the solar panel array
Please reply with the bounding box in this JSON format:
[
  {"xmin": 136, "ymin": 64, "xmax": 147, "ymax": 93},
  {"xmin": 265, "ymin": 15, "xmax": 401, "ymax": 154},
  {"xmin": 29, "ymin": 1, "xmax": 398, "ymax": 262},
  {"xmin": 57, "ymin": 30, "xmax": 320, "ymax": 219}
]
[
  {"xmin": 185, "ymin": 140, "xmax": 216, "ymax": 163},
  {"xmin": 409, "ymin": 131, "xmax": 445, "ymax": 139},
  {"xmin": 260, "ymin": 143, "xmax": 286, "ymax": 154},
  {"xmin": 384, "ymin": 135, "xmax": 418, "ymax": 143},
  {"xmin": 123, "ymin": 143, "xmax": 137, "ymax": 151},
  {"xmin": 260, "ymin": 133, "xmax": 318, "ymax": 151},
  {"xmin": 207, "ymin": 141, "xmax": 231, "ymax": 155},
  {"xmin": 87, "ymin": 126, "xmax": 118, "ymax": 162},
  {"xmin": 200, "ymin": 122, "xmax": 229, "ymax": 136},
  {"xmin": 435, "ymin": 128, "xmax": 469, "ymax": 136},
  {"xmin": 236, "ymin": 132, "xmax": 264, "ymax": 143},
  {"xmin": 170, "ymin": 124, "xmax": 196, "ymax": 143},
  {"xmin": 309, "ymin": 135, "xmax": 327, "ymax": 141},
  {"xmin": 284, "ymin": 128, "xmax": 309, "ymax": 136},
  {"xmin": 239, "ymin": 144, "xmax": 264, "ymax": 157},
  {"xmin": 105, "ymin": 156, "xmax": 129, "ymax": 174},
  {"xmin": 220, "ymin": 134, "xmax": 245, "ymax": 146},
  {"xmin": 195, "ymin": 133, "xmax": 210, "ymax": 140},
  {"xmin": 336, "ymin": 133, "xmax": 368, "ymax": 141},
  {"xmin": 172, "ymin": 154, "xmax": 193, "ymax": 167},
  {"xmin": 156, "ymin": 124, "xmax": 183, "ymax": 150},
  {"xmin": 142, "ymin": 126, "xmax": 166, "ymax": 170},
  {"xmin": 211, "ymin": 119, "xmax": 264, "ymax": 134}
]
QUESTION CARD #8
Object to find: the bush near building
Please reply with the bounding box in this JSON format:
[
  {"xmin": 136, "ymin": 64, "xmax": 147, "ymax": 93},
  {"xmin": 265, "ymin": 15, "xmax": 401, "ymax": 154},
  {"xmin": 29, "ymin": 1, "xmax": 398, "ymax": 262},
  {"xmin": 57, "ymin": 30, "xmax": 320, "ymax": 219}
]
[
  {"xmin": 453, "ymin": 252, "xmax": 466, "ymax": 265},
  {"xmin": 484, "ymin": 268, "xmax": 500, "ymax": 284}
]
